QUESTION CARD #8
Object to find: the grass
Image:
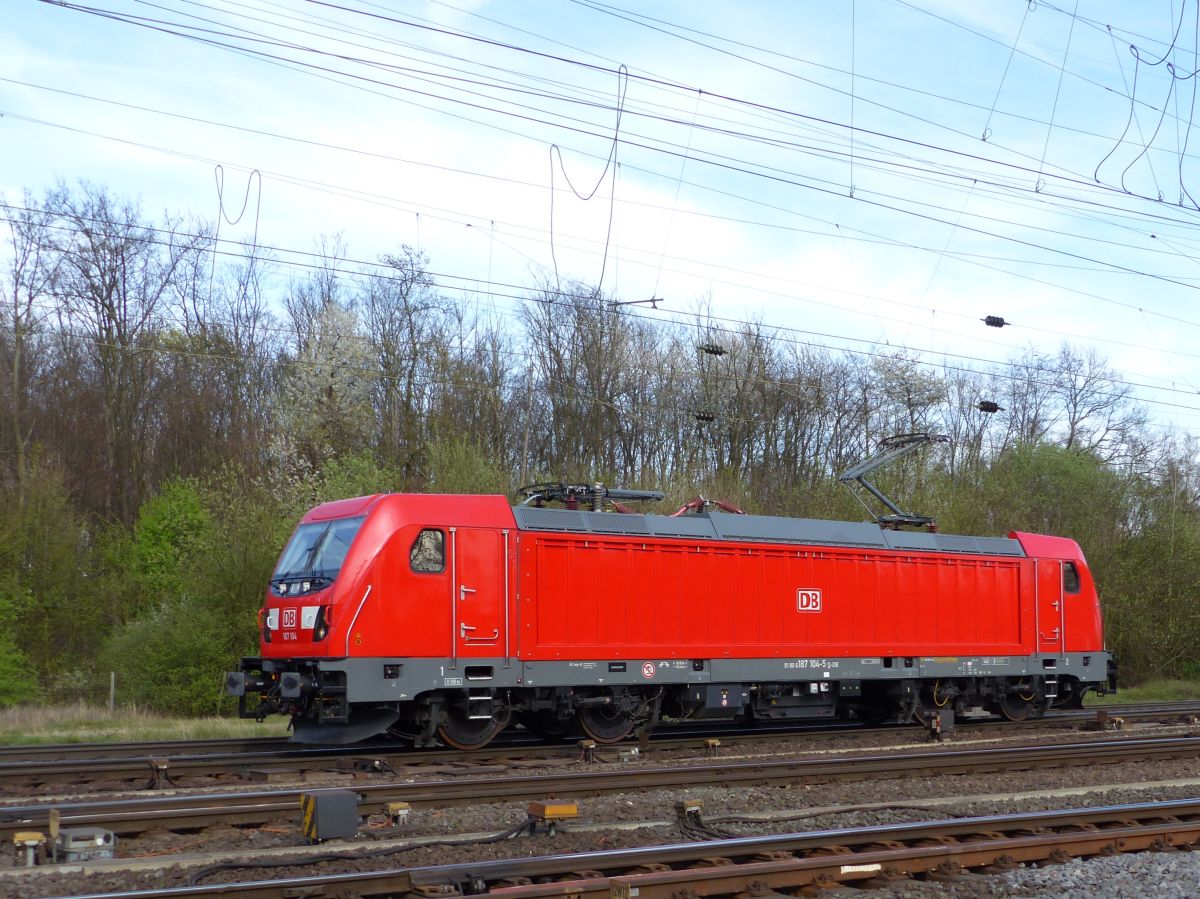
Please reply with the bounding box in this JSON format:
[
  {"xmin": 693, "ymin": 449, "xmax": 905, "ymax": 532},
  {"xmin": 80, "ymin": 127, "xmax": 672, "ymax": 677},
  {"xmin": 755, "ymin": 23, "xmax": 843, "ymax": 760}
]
[
  {"xmin": 0, "ymin": 703, "xmax": 291, "ymax": 745},
  {"xmin": 1088, "ymin": 678, "xmax": 1200, "ymax": 704}
]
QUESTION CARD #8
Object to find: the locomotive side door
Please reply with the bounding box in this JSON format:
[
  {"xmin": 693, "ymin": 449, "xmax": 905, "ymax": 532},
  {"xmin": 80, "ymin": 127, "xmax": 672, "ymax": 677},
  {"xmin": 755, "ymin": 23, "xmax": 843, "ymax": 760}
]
[
  {"xmin": 451, "ymin": 527, "xmax": 508, "ymax": 663},
  {"xmin": 1035, "ymin": 559, "xmax": 1065, "ymax": 656}
]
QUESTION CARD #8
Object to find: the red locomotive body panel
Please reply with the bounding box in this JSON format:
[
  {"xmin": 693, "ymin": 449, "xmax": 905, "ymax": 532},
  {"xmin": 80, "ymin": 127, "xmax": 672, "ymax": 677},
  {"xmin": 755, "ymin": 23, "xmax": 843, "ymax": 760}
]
[
  {"xmin": 256, "ymin": 496, "xmax": 1108, "ymax": 666},
  {"xmin": 518, "ymin": 533, "xmax": 1029, "ymax": 660}
]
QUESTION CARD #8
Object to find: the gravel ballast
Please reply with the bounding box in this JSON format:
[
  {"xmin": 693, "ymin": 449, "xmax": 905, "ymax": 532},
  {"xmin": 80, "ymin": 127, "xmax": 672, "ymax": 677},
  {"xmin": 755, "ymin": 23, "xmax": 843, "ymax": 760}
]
[{"xmin": 1, "ymin": 723, "xmax": 1198, "ymax": 898}]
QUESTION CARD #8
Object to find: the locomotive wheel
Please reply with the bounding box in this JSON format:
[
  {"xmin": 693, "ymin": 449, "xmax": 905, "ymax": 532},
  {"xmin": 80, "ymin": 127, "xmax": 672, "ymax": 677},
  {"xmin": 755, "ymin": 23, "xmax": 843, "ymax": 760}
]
[
  {"xmin": 577, "ymin": 704, "xmax": 636, "ymax": 743},
  {"xmin": 437, "ymin": 706, "xmax": 512, "ymax": 750},
  {"xmin": 998, "ymin": 693, "xmax": 1032, "ymax": 722}
]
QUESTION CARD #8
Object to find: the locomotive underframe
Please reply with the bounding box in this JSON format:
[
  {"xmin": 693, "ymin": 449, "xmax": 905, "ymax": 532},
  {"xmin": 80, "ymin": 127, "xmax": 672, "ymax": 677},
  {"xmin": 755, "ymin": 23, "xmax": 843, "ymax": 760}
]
[{"xmin": 230, "ymin": 650, "xmax": 1113, "ymax": 744}]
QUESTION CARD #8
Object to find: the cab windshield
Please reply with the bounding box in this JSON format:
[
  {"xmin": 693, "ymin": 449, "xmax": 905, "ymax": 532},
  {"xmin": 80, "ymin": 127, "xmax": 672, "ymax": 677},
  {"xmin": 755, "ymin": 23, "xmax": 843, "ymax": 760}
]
[{"xmin": 271, "ymin": 516, "xmax": 365, "ymax": 592}]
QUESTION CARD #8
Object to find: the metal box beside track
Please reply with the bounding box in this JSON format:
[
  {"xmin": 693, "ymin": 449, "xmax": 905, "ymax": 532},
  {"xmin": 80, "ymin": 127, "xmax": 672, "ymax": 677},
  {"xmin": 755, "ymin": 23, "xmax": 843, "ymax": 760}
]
[
  {"xmin": 300, "ymin": 790, "xmax": 359, "ymax": 842},
  {"xmin": 56, "ymin": 827, "xmax": 116, "ymax": 862}
]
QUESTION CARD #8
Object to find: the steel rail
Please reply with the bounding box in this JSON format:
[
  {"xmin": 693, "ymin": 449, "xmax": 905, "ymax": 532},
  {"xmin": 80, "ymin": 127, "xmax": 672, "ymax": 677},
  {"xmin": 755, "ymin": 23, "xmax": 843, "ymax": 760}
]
[
  {"xmin": 409, "ymin": 796, "xmax": 1200, "ymax": 896},
  {"xmin": 0, "ymin": 733, "xmax": 1197, "ymax": 840},
  {"xmin": 0, "ymin": 736, "xmax": 291, "ymax": 763},
  {"xmin": 0, "ymin": 699, "xmax": 1191, "ymax": 765},
  {"xmin": 32, "ymin": 796, "xmax": 1200, "ymax": 899},
  {"xmin": 0, "ymin": 702, "xmax": 1192, "ymax": 792}
]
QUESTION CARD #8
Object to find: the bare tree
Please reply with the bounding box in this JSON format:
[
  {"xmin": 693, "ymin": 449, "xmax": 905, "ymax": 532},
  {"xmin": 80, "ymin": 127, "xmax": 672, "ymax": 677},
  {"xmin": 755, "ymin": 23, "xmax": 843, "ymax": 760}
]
[
  {"xmin": 356, "ymin": 246, "xmax": 450, "ymax": 480},
  {"xmin": 427, "ymin": 307, "xmax": 519, "ymax": 474},
  {"xmin": 285, "ymin": 233, "xmax": 347, "ymax": 348},
  {"xmin": 1053, "ymin": 344, "xmax": 1146, "ymax": 462},
  {"xmin": 521, "ymin": 282, "xmax": 639, "ymax": 480},
  {"xmin": 0, "ymin": 190, "xmax": 62, "ymax": 504},
  {"xmin": 997, "ymin": 348, "xmax": 1059, "ymax": 451},
  {"xmin": 45, "ymin": 183, "xmax": 204, "ymax": 521}
]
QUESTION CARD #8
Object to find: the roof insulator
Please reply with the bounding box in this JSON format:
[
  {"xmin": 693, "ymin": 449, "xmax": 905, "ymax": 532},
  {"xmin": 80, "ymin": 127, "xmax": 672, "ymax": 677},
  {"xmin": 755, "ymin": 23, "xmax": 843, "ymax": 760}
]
[
  {"xmin": 694, "ymin": 411, "xmax": 716, "ymax": 423},
  {"xmin": 983, "ymin": 315, "xmax": 1008, "ymax": 328},
  {"xmin": 977, "ymin": 400, "xmax": 1004, "ymax": 413},
  {"xmin": 698, "ymin": 343, "xmax": 726, "ymax": 356}
]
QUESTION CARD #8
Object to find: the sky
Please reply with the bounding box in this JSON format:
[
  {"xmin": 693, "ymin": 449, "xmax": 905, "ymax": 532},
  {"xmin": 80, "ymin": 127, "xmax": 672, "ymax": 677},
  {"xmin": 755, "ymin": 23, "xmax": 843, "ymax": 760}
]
[{"xmin": 6, "ymin": 0, "xmax": 1200, "ymax": 435}]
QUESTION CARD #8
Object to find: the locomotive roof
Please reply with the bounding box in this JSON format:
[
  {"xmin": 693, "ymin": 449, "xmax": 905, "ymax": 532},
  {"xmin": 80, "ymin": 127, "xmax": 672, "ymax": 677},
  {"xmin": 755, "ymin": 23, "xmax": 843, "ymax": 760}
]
[{"xmin": 510, "ymin": 506, "xmax": 1026, "ymax": 557}]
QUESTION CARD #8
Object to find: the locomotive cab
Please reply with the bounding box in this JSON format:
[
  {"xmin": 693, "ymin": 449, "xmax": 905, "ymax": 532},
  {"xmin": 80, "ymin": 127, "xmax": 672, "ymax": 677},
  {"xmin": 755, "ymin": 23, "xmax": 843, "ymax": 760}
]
[
  {"xmin": 261, "ymin": 513, "xmax": 364, "ymax": 647},
  {"xmin": 227, "ymin": 493, "xmax": 520, "ymax": 744}
]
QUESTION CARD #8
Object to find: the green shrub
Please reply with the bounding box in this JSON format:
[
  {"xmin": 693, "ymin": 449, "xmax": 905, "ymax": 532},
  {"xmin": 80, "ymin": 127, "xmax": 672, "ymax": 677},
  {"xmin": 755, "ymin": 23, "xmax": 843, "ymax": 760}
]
[
  {"xmin": 316, "ymin": 451, "xmax": 404, "ymax": 502},
  {"xmin": 131, "ymin": 478, "xmax": 211, "ymax": 600},
  {"xmin": 0, "ymin": 631, "xmax": 41, "ymax": 707},
  {"xmin": 425, "ymin": 437, "xmax": 509, "ymax": 494},
  {"xmin": 100, "ymin": 595, "xmax": 235, "ymax": 717}
]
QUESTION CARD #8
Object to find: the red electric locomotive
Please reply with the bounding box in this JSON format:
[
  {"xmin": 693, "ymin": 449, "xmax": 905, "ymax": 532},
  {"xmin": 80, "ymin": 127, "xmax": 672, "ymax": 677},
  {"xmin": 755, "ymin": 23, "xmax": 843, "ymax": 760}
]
[{"xmin": 227, "ymin": 481, "xmax": 1116, "ymax": 746}]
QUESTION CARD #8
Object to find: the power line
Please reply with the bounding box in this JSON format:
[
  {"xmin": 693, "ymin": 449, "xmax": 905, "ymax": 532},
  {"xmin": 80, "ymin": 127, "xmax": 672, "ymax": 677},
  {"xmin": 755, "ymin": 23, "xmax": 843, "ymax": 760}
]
[
  {"xmin": 13, "ymin": 95, "xmax": 1200, "ymax": 350},
  {"xmin": 41, "ymin": 0, "xmax": 1200, "ymax": 222},
  {"xmin": 17, "ymin": 0, "xmax": 1200, "ymax": 401},
  {"xmin": 28, "ymin": 0, "xmax": 1200, "ymax": 277},
  {"xmin": 13, "ymin": 76, "xmax": 1200, "ymax": 324}
]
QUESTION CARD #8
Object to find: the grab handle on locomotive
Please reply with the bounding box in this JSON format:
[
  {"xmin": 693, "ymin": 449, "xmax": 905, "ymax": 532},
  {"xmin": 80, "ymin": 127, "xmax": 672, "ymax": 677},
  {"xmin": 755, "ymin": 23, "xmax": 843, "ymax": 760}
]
[
  {"xmin": 459, "ymin": 585, "xmax": 477, "ymax": 600},
  {"xmin": 460, "ymin": 622, "xmax": 499, "ymax": 642}
]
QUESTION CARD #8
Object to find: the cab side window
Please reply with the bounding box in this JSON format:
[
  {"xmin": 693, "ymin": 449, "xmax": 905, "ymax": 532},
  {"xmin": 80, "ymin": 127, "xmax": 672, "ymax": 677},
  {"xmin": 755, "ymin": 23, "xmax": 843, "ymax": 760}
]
[
  {"xmin": 1063, "ymin": 562, "xmax": 1081, "ymax": 594},
  {"xmin": 410, "ymin": 528, "xmax": 445, "ymax": 574}
]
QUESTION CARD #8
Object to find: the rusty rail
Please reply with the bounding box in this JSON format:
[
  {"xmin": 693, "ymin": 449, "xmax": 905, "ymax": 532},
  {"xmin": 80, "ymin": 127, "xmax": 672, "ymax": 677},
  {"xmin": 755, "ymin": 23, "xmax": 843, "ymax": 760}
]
[
  {"xmin": 29, "ymin": 796, "xmax": 1200, "ymax": 899},
  {"xmin": 0, "ymin": 733, "xmax": 1197, "ymax": 839}
]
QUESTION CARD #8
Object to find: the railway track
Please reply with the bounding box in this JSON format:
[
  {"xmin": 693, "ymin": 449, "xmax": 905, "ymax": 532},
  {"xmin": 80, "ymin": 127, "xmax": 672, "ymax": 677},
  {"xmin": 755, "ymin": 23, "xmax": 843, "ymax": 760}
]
[
  {"xmin": 0, "ymin": 702, "xmax": 1166, "ymax": 765},
  {"xmin": 0, "ymin": 736, "xmax": 291, "ymax": 764},
  {"xmin": 1, "ymin": 701, "xmax": 1194, "ymax": 793},
  {"xmin": 20, "ymin": 796, "xmax": 1200, "ymax": 899},
  {"xmin": 0, "ymin": 732, "xmax": 1196, "ymax": 840}
]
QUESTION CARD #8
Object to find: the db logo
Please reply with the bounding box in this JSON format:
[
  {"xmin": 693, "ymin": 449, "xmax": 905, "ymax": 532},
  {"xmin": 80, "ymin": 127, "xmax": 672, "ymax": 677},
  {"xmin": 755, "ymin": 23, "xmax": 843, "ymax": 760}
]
[
  {"xmin": 641, "ymin": 662, "xmax": 656, "ymax": 679},
  {"xmin": 796, "ymin": 589, "xmax": 822, "ymax": 612},
  {"xmin": 282, "ymin": 608, "xmax": 297, "ymax": 629}
]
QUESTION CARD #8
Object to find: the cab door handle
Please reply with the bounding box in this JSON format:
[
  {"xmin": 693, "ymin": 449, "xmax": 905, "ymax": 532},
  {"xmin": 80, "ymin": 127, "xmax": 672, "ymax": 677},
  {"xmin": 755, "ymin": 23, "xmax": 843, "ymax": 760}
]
[
  {"xmin": 459, "ymin": 586, "xmax": 476, "ymax": 601},
  {"xmin": 460, "ymin": 623, "xmax": 499, "ymax": 641}
]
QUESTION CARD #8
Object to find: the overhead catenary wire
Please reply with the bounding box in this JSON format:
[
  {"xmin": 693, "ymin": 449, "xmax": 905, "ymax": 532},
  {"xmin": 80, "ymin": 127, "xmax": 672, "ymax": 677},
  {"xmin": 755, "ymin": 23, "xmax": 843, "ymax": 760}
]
[
  {"xmin": 11, "ymin": 121, "xmax": 1200, "ymax": 370},
  {"xmin": 548, "ymin": 64, "xmax": 627, "ymax": 290},
  {"xmin": 23, "ymin": 0, "xmax": 1200, "ymax": 247},
  {"xmin": 39, "ymin": 0, "xmax": 1200, "ymax": 223},
  {"xmin": 14, "ymin": 86, "xmax": 1200, "ymax": 329},
  {"xmin": 23, "ymin": 0, "xmax": 1200, "ymax": 282},
  {"xmin": 16, "ymin": 0, "xmax": 1200, "ymax": 420},
  {"xmin": 15, "ymin": 97, "xmax": 1200, "ymax": 352},
  {"xmin": 17, "ymin": 69, "xmax": 1200, "ymax": 266}
]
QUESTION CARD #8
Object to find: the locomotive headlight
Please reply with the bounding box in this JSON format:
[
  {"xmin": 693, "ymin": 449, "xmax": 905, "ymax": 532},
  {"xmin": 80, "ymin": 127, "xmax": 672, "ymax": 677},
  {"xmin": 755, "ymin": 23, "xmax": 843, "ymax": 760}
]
[
  {"xmin": 313, "ymin": 606, "xmax": 332, "ymax": 641},
  {"xmin": 260, "ymin": 608, "xmax": 277, "ymax": 643}
]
